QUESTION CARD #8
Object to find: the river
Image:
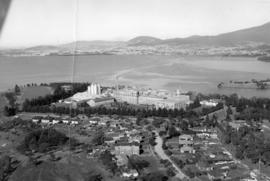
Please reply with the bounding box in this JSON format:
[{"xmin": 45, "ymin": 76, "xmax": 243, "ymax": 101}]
[{"xmin": 1, "ymin": 55, "xmax": 270, "ymax": 97}]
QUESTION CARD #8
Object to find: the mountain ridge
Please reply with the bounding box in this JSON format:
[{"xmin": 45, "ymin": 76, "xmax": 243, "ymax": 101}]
[
  {"xmin": 129, "ymin": 21, "xmax": 270, "ymax": 46},
  {"xmin": 1, "ymin": 21, "xmax": 270, "ymax": 56}
]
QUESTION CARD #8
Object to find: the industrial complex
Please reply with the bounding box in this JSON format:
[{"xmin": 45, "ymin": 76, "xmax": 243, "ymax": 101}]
[{"xmin": 59, "ymin": 83, "xmax": 190, "ymax": 109}]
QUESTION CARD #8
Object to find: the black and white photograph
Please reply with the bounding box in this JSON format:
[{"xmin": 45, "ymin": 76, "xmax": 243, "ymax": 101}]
[{"xmin": 1, "ymin": 0, "xmax": 270, "ymax": 180}]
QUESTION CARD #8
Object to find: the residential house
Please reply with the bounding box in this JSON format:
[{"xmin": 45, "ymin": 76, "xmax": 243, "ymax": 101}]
[
  {"xmin": 179, "ymin": 134, "xmax": 193, "ymax": 146},
  {"xmin": 166, "ymin": 137, "xmax": 180, "ymax": 150},
  {"xmin": 180, "ymin": 145, "xmax": 195, "ymax": 154},
  {"xmin": 114, "ymin": 142, "xmax": 140, "ymax": 156}
]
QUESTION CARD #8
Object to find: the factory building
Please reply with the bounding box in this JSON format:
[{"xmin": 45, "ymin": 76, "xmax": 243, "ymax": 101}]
[
  {"xmin": 69, "ymin": 83, "xmax": 101, "ymax": 102},
  {"xmin": 113, "ymin": 88, "xmax": 190, "ymax": 110},
  {"xmin": 114, "ymin": 89, "xmax": 139, "ymax": 105},
  {"xmin": 87, "ymin": 97, "xmax": 114, "ymax": 107}
]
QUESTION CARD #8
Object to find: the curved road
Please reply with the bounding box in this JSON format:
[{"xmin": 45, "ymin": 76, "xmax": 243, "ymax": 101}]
[{"xmin": 154, "ymin": 132, "xmax": 187, "ymax": 180}]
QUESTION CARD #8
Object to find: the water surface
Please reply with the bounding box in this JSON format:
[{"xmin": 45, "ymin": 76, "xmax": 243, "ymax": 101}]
[{"xmin": 1, "ymin": 55, "xmax": 270, "ymax": 98}]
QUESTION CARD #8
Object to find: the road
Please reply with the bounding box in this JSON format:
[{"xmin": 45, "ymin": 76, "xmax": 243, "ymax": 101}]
[{"xmin": 154, "ymin": 132, "xmax": 187, "ymax": 180}]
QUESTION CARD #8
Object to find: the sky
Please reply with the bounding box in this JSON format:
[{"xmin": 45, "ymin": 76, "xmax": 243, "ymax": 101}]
[{"xmin": 0, "ymin": 0, "xmax": 270, "ymax": 48}]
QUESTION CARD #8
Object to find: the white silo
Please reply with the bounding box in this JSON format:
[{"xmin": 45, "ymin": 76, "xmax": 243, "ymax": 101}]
[{"xmin": 97, "ymin": 84, "xmax": 101, "ymax": 95}]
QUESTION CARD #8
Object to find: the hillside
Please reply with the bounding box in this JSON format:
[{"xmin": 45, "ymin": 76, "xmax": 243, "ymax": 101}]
[
  {"xmin": 130, "ymin": 22, "xmax": 270, "ymax": 46},
  {"xmin": 61, "ymin": 40, "xmax": 125, "ymax": 51},
  {"xmin": 1, "ymin": 21, "xmax": 270, "ymax": 56},
  {"xmin": 128, "ymin": 36, "xmax": 162, "ymax": 46}
]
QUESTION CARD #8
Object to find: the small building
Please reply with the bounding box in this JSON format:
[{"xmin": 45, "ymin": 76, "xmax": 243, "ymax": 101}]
[
  {"xmin": 166, "ymin": 137, "xmax": 180, "ymax": 149},
  {"xmin": 71, "ymin": 120, "xmax": 79, "ymax": 125},
  {"xmin": 41, "ymin": 117, "xmax": 51, "ymax": 124},
  {"xmin": 122, "ymin": 169, "xmax": 139, "ymax": 178},
  {"xmin": 180, "ymin": 145, "xmax": 195, "ymax": 154},
  {"xmin": 52, "ymin": 119, "xmax": 60, "ymax": 124},
  {"xmin": 200, "ymin": 99, "xmax": 219, "ymax": 107},
  {"xmin": 115, "ymin": 142, "xmax": 140, "ymax": 156},
  {"xmin": 229, "ymin": 120, "xmax": 249, "ymax": 131},
  {"xmin": 32, "ymin": 116, "xmax": 42, "ymax": 123},
  {"xmin": 62, "ymin": 119, "xmax": 69, "ymax": 124},
  {"xmin": 104, "ymin": 136, "xmax": 115, "ymax": 145},
  {"xmin": 179, "ymin": 134, "xmax": 193, "ymax": 146},
  {"xmin": 61, "ymin": 85, "xmax": 72, "ymax": 92},
  {"xmin": 89, "ymin": 120, "xmax": 98, "ymax": 125}
]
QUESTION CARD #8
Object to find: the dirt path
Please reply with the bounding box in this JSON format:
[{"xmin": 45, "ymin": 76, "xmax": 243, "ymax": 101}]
[{"xmin": 154, "ymin": 132, "xmax": 188, "ymax": 180}]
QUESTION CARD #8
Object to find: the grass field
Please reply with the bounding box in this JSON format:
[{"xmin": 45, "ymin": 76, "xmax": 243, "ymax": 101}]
[
  {"xmin": 21, "ymin": 86, "xmax": 53, "ymax": 100},
  {"xmin": 16, "ymin": 86, "xmax": 54, "ymax": 106}
]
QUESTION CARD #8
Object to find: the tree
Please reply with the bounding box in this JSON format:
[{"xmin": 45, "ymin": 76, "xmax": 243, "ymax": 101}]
[
  {"xmin": 179, "ymin": 120, "xmax": 189, "ymax": 131},
  {"xmin": 3, "ymin": 106, "xmax": 16, "ymax": 117},
  {"xmin": 128, "ymin": 155, "xmax": 150, "ymax": 171},
  {"xmin": 166, "ymin": 167, "xmax": 176, "ymax": 177},
  {"xmin": 14, "ymin": 84, "xmax": 20, "ymax": 95},
  {"xmin": 235, "ymin": 146, "xmax": 244, "ymax": 160},
  {"xmin": 168, "ymin": 126, "xmax": 180, "ymax": 138},
  {"xmin": 92, "ymin": 130, "xmax": 105, "ymax": 146},
  {"xmin": 189, "ymin": 97, "xmax": 201, "ymax": 109},
  {"xmin": 141, "ymin": 171, "xmax": 168, "ymax": 181},
  {"xmin": 227, "ymin": 106, "xmax": 233, "ymax": 115},
  {"xmin": 87, "ymin": 171, "xmax": 103, "ymax": 181},
  {"xmin": 149, "ymin": 135, "xmax": 157, "ymax": 146},
  {"xmin": 99, "ymin": 150, "xmax": 118, "ymax": 174},
  {"xmin": 152, "ymin": 118, "xmax": 164, "ymax": 128},
  {"xmin": 0, "ymin": 156, "xmax": 12, "ymax": 181}
]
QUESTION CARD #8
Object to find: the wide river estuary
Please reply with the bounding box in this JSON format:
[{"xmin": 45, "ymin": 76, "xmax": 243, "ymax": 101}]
[{"xmin": 1, "ymin": 55, "xmax": 270, "ymax": 98}]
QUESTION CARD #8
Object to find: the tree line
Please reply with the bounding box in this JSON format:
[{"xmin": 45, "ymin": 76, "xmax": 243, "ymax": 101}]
[{"xmin": 217, "ymin": 123, "xmax": 270, "ymax": 165}]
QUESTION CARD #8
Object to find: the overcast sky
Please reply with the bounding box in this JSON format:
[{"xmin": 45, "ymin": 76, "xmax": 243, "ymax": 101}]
[{"xmin": 0, "ymin": 0, "xmax": 270, "ymax": 48}]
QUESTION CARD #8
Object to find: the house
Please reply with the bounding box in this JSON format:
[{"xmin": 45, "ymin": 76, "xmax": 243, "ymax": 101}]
[
  {"xmin": 41, "ymin": 117, "xmax": 51, "ymax": 124},
  {"xmin": 197, "ymin": 160, "xmax": 213, "ymax": 172},
  {"xmin": 32, "ymin": 116, "xmax": 42, "ymax": 123},
  {"xmin": 98, "ymin": 119, "xmax": 107, "ymax": 126},
  {"xmin": 179, "ymin": 134, "xmax": 193, "ymax": 146},
  {"xmin": 128, "ymin": 135, "xmax": 142, "ymax": 143},
  {"xmin": 229, "ymin": 120, "xmax": 248, "ymax": 131},
  {"xmin": 166, "ymin": 137, "xmax": 180, "ymax": 149},
  {"xmin": 71, "ymin": 120, "xmax": 79, "ymax": 125},
  {"xmin": 89, "ymin": 120, "xmax": 97, "ymax": 125},
  {"xmin": 195, "ymin": 128, "xmax": 218, "ymax": 139},
  {"xmin": 61, "ymin": 85, "xmax": 72, "ymax": 92},
  {"xmin": 200, "ymin": 99, "xmax": 219, "ymax": 107},
  {"xmin": 62, "ymin": 119, "xmax": 69, "ymax": 124},
  {"xmin": 180, "ymin": 145, "xmax": 195, "ymax": 154},
  {"xmin": 52, "ymin": 119, "xmax": 60, "ymax": 124},
  {"xmin": 104, "ymin": 136, "xmax": 115, "ymax": 145},
  {"xmin": 115, "ymin": 142, "xmax": 140, "ymax": 156},
  {"xmin": 122, "ymin": 169, "xmax": 139, "ymax": 178},
  {"xmin": 106, "ymin": 132, "xmax": 123, "ymax": 142}
]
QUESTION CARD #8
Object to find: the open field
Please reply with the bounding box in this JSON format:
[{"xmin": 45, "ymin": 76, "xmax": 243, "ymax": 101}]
[{"xmin": 18, "ymin": 86, "xmax": 53, "ymax": 102}]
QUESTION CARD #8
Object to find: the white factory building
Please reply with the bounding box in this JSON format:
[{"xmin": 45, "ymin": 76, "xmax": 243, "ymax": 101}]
[
  {"xmin": 69, "ymin": 83, "xmax": 101, "ymax": 102},
  {"xmin": 62, "ymin": 83, "xmax": 114, "ymax": 107},
  {"xmin": 113, "ymin": 88, "xmax": 190, "ymax": 110}
]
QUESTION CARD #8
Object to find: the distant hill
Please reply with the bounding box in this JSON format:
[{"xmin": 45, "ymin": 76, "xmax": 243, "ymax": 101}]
[
  {"xmin": 24, "ymin": 45, "xmax": 60, "ymax": 52},
  {"xmin": 61, "ymin": 40, "xmax": 125, "ymax": 51},
  {"xmin": 128, "ymin": 36, "xmax": 162, "ymax": 46},
  {"xmin": 2, "ymin": 21, "xmax": 270, "ymax": 56},
  {"xmin": 129, "ymin": 22, "xmax": 270, "ymax": 46}
]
